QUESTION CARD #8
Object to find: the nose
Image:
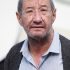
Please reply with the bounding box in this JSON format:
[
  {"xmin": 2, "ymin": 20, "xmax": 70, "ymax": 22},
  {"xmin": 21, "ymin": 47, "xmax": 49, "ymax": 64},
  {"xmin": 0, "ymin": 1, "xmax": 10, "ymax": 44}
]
[{"xmin": 33, "ymin": 10, "xmax": 42, "ymax": 24}]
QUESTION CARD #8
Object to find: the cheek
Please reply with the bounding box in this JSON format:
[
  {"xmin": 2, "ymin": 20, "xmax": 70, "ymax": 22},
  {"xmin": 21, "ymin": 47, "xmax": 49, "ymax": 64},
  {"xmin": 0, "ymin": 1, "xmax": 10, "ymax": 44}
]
[
  {"xmin": 22, "ymin": 15, "xmax": 33, "ymax": 24},
  {"xmin": 42, "ymin": 15, "xmax": 53, "ymax": 25},
  {"xmin": 21, "ymin": 15, "xmax": 33, "ymax": 30},
  {"xmin": 42, "ymin": 15, "xmax": 53, "ymax": 31}
]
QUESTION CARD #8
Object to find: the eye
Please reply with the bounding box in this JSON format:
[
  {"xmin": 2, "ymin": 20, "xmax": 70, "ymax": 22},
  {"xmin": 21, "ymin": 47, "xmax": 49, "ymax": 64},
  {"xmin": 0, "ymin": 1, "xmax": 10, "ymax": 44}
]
[
  {"xmin": 41, "ymin": 9, "xmax": 48, "ymax": 12},
  {"xmin": 40, "ymin": 8, "xmax": 49, "ymax": 15},
  {"xmin": 26, "ymin": 9, "xmax": 33, "ymax": 13}
]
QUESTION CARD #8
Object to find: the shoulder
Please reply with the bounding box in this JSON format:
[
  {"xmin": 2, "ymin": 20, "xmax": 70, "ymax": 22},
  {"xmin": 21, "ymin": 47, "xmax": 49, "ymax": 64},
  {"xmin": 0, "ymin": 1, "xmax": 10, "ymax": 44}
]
[
  {"xmin": 4, "ymin": 41, "xmax": 24, "ymax": 70},
  {"xmin": 59, "ymin": 35, "xmax": 70, "ymax": 48},
  {"xmin": 11, "ymin": 41, "xmax": 24, "ymax": 52},
  {"xmin": 0, "ymin": 59, "xmax": 4, "ymax": 70},
  {"xmin": 59, "ymin": 35, "xmax": 70, "ymax": 56},
  {"xmin": 59, "ymin": 35, "xmax": 70, "ymax": 44},
  {"xmin": 7, "ymin": 41, "xmax": 24, "ymax": 57},
  {"xmin": 5, "ymin": 41, "xmax": 24, "ymax": 61}
]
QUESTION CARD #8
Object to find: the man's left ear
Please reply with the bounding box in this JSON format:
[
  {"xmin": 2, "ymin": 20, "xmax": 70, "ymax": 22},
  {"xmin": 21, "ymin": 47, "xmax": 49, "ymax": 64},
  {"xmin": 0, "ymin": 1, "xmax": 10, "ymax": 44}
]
[{"xmin": 52, "ymin": 9, "xmax": 56, "ymax": 22}]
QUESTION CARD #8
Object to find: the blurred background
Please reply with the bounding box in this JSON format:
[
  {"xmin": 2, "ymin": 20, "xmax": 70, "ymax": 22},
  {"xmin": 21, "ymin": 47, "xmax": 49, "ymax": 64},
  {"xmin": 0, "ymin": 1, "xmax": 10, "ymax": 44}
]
[{"xmin": 0, "ymin": 0, "xmax": 70, "ymax": 61}]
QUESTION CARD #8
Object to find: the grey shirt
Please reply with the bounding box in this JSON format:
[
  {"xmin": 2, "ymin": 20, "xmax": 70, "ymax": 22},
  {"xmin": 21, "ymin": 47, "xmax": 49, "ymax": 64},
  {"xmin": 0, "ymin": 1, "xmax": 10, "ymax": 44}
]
[{"xmin": 19, "ymin": 32, "xmax": 63, "ymax": 70}]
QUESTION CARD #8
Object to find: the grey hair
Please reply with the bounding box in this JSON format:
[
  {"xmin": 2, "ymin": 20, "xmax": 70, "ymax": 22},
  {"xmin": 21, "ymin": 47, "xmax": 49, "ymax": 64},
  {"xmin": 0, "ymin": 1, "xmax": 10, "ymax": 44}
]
[
  {"xmin": 50, "ymin": 0, "xmax": 55, "ymax": 11},
  {"xmin": 17, "ymin": 0, "xmax": 55, "ymax": 14},
  {"xmin": 17, "ymin": 0, "xmax": 23, "ymax": 14}
]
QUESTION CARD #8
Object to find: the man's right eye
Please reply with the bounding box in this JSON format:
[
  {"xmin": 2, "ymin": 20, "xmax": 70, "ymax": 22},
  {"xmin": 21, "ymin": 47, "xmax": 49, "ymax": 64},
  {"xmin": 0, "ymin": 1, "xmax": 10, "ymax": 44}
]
[{"xmin": 26, "ymin": 10, "xmax": 33, "ymax": 13}]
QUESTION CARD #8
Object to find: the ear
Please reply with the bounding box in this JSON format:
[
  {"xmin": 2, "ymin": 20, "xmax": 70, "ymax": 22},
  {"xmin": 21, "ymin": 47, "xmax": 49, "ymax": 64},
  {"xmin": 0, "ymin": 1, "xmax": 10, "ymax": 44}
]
[
  {"xmin": 52, "ymin": 9, "xmax": 56, "ymax": 23},
  {"xmin": 16, "ymin": 12, "xmax": 22, "ymax": 25}
]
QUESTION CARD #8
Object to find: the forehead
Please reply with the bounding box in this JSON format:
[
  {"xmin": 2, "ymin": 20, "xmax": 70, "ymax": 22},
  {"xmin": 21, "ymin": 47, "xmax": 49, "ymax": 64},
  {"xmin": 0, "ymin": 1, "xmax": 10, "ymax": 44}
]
[{"xmin": 22, "ymin": 0, "xmax": 51, "ymax": 9}]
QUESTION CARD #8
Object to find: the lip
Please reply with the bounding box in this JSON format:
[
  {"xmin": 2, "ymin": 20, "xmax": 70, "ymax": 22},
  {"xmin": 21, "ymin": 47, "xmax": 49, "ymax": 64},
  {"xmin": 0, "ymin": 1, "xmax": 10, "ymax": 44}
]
[
  {"xmin": 30, "ymin": 26, "xmax": 45, "ymax": 31},
  {"xmin": 30, "ymin": 25, "xmax": 44, "ymax": 28}
]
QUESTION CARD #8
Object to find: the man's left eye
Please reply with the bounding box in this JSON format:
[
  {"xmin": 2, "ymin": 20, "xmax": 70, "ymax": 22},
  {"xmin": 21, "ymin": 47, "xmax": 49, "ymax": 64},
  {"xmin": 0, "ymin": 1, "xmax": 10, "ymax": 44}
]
[{"xmin": 41, "ymin": 9, "xmax": 48, "ymax": 11}]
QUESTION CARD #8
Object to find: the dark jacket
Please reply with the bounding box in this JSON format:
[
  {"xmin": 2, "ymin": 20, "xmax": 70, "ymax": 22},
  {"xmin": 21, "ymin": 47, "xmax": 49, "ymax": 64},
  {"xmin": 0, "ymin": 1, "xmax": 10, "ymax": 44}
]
[
  {"xmin": 4, "ymin": 35, "xmax": 70, "ymax": 70},
  {"xmin": 0, "ymin": 59, "xmax": 4, "ymax": 70}
]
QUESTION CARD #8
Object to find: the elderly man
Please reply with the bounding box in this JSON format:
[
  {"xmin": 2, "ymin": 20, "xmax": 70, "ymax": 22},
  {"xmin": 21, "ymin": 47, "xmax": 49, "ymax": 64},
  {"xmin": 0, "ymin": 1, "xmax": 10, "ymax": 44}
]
[{"xmin": 4, "ymin": 0, "xmax": 70, "ymax": 70}]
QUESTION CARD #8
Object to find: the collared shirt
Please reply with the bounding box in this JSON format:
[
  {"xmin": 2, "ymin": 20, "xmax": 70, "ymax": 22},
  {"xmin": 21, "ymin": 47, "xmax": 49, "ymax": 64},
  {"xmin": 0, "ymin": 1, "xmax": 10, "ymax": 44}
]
[{"xmin": 19, "ymin": 32, "xmax": 63, "ymax": 70}]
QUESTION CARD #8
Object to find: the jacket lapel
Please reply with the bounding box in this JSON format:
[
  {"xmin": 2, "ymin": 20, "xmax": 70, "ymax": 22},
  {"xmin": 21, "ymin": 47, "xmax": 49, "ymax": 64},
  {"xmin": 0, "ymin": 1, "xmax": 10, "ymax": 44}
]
[
  {"xmin": 60, "ymin": 35, "xmax": 70, "ymax": 70},
  {"xmin": 13, "ymin": 53, "xmax": 22, "ymax": 70},
  {"xmin": 9, "ymin": 41, "xmax": 24, "ymax": 70},
  {"xmin": 10, "ymin": 52, "xmax": 22, "ymax": 70}
]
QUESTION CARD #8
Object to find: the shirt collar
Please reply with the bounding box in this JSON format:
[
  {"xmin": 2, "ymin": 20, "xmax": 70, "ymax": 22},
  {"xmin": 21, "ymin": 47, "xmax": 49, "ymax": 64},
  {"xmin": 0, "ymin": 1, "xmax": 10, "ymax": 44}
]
[
  {"xmin": 20, "ymin": 38, "xmax": 30, "ymax": 59},
  {"xmin": 20, "ymin": 39, "xmax": 34, "ymax": 63},
  {"xmin": 43, "ymin": 32, "xmax": 61, "ymax": 56}
]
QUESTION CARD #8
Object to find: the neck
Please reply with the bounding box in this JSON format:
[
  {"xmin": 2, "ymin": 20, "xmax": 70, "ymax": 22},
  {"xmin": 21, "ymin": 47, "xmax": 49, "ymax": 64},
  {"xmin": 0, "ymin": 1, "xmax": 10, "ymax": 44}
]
[{"xmin": 28, "ymin": 30, "xmax": 54, "ymax": 56}]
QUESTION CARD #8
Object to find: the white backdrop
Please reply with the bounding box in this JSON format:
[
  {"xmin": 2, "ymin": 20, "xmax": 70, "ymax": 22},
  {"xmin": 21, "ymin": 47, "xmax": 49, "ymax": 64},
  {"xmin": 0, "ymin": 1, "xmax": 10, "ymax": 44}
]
[
  {"xmin": 0, "ymin": 0, "xmax": 70, "ymax": 61},
  {"xmin": 53, "ymin": 1, "xmax": 70, "ymax": 39},
  {"xmin": 0, "ymin": 0, "xmax": 19, "ymax": 61}
]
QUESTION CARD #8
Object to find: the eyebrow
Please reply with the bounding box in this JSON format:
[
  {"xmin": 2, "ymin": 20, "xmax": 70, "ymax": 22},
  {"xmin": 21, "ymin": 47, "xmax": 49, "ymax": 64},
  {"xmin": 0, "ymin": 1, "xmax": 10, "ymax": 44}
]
[
  {"xmin": 40, "ymin": 5, "xmax": 48, "ymax": 8},
  {"xmin": 25, "ymin": 7, "xmax": 34, "ymax": 10}
]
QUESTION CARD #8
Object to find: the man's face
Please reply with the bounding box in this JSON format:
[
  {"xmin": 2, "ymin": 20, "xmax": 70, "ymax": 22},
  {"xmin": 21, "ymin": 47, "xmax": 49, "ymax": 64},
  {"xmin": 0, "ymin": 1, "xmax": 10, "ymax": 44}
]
[{"xmin": 16, "ymin": 0, "xmax": 56, "ymax": 39}]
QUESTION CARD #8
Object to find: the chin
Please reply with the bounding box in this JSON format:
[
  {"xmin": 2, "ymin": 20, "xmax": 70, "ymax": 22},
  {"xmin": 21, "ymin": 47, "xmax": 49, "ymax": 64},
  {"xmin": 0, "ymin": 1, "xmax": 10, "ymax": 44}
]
[{"xmin": 29, "ymin": 33, "xmax": 48, "ymax": 41}]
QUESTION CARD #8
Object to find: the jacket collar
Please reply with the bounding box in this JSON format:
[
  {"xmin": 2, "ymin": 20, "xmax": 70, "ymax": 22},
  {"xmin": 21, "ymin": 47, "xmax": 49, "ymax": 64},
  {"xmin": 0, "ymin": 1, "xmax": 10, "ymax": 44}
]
[{"xmin": 60, "ymin": 35, "xmax": 70, "ymax": 70}]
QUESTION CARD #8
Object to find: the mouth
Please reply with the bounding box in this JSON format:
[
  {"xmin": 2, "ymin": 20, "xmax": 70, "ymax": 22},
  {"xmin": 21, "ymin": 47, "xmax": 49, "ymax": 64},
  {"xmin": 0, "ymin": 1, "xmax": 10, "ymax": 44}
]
[
  {"xmin": 30, "ymin": 25, "xmax": 44, "ymax": 28},
  {"xmin": 30, "ymin": 26, "xmax": 45, "ymax": 32}
]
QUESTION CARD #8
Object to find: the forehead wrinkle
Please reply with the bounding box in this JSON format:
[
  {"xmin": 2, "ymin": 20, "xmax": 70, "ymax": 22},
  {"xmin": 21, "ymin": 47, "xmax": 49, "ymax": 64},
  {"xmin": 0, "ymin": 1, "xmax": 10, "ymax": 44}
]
[
  {"xmin": 22, "ymin": 0, "xmax": 36, "ymax": 9},
  {"xmin": 36, "ymin": 0, "xmax": 51, "ymax": 9},
  {"xmin": 22, "ymin": 0, "xmax": 40, "ymax": 11},
  {"xmin": 23, "ymin": 0, "xmax": 51, "ymax": 10},
  {"xmin": 40, "ymin": 0, "xmax": 51, "ymax": 6}
]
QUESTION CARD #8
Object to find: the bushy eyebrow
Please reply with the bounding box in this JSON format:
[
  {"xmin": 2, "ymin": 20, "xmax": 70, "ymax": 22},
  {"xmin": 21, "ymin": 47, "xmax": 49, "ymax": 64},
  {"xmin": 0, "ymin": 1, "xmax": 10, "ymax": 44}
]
[
  {"xmin": 40, "ymin": 5, "xmax": 48, "ymax": 8},
  {"xmin": 39, "ymin": 5, "xmax": 52, "ymax": 10},
  {"xmin": 25, "ymin": 7, "xmax": 34, "ymax": 10}
]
